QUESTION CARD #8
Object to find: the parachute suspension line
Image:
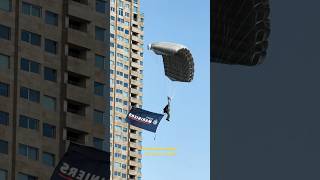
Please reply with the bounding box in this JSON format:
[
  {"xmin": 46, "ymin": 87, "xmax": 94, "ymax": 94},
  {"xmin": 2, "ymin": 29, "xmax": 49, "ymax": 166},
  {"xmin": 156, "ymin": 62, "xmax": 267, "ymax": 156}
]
[{"xmin": 154, "ymin": 133, "xmax": 157, "ymax": 141}]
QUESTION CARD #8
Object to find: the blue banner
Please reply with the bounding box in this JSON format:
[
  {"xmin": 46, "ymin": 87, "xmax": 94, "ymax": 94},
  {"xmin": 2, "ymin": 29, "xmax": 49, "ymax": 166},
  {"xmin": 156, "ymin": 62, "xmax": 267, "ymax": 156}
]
[
  {"xmin": 51, "ymin": 143, "xmax": 110, "ymax": 180},
  {"xmin": 126, "ymin": 107, "xmax": 164, "ymax": 133}
]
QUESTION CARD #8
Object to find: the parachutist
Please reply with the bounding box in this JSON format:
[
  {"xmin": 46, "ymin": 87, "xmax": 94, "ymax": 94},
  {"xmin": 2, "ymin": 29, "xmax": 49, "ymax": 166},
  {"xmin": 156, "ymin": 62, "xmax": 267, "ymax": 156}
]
[{"xmin": 163, "ymin": 97, "xmax": 171, "ymax": 121}]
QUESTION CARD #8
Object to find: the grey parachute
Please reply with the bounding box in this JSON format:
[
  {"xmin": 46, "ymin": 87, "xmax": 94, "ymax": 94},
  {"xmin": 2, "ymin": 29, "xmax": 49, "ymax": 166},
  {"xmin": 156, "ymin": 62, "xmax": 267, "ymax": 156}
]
[
  {"xmin": 148, "ymin": 42, "xmax": 194, "ymax": 82},
  {"xmin": 212, "ymin": 0, "xmax": 271, "ymax": 66}
]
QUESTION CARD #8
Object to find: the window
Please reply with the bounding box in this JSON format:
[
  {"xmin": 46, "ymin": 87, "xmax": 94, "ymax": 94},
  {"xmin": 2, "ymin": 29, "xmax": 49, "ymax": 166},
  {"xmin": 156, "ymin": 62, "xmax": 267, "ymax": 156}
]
[
  {"xmin": 0, "ymin": 82, "xmax": 9, "ymax": 97},
  {"xmin": 0, "ymin": 140, "xmax": 8, "ymax": 154},
  {"xmin": 93, "ymin": 137, "xmax": 103, "ymax": 150},
  {"xmin": 0, "ymin": 0, "xmax": 11, "ymax": 12},
  {"xmin": 20, "ymin": 87, "xmax": 40, "ymax": 103},
  {"xmin": 95, "ymin": 55, "xmax": 105, "ymax": 69},
  {"xmin": 96, "ymin": 0, "xmax": 106, "ymax": 13},
  {"xmin": 45, "ymin": 39, "xmax": 57, "ymax": 54},
  {"xmin": 0, "ymin": 111, "xmax": 8, "ymax": 125},
  {"xmin": 20, "ymin": 58, "xmax": 40, "ymax": 74},
  {"xmin": 95, "ymin": 26, "xmax": 106, "ymax": 41},
  {"xmin": 44, "ymin": 67, "xmax": 57, "ymax": 82},
  {"xmin": 42, "ymin": 95, "xmax": 56, "ymax": 111},
  {"xmin": 121, "ymin": 155, "xmax": 126, "ymax": 160},
  {"xmin": 18, "ymin": 144, "xmax": 38, "ymax": 160},
  {"xmin": 17, "ymin": 173, "xmax": 37, "ymax": 180},
  {"xmin": 94, "ymin": 82, "xmax": 104, "ymax": 96},
  {"xmin": 19, "ymin": 115, "xmax": 38, "ymax": 130},
  {"xmin": 0, "ymin": 53, "xmax": 9, "ymax": 70},
  {"xmin": 0, "ymin": 169, "xmax": 7, "ymax": 180},
  {"xmin": 43, "ymin": 123, "xmax": 56, "ymax": 138},
  {"xmin": 22, "ymin": 2, "xmax": 41, "ymax": 17},
  {"xmin": 42, "ymin": 152, "xmax": 55, "ymax": 166},
  {"xmin": 21, "ymin": 30, "xmax": 41, "ymax": 46},
  {"xmin": 94, "ymin": 110, "xmax": 104, "ymax": 124},
  {"xmin": 122, "ymin": 173, "xmax": 127, "ymax": 178},
  {"xmin": 0, "ymin": 24, "xmax": 10, "ymax": 40},
  {"xmin": 45, "ymin": 11, "xmax": 58, "ymax": 26}
]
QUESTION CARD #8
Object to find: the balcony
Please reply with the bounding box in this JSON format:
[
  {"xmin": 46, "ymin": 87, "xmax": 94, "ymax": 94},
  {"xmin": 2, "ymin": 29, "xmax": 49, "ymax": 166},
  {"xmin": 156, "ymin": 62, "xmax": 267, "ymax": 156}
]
[
  {"xmin": 66, "ymin": 84, "xmax": 90, "ymax": 104},
  {"xmin": 67, "ymin": 56, "xmax": 92, "ymax": 77},
  {"xmin": 69, "ymin": 0, "xmax": 92, "ymax": 22}
]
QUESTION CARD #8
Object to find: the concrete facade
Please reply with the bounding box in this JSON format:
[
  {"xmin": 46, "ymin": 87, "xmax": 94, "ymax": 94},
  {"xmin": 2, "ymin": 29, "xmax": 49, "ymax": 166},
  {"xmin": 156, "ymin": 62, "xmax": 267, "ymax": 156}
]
[
  {"xmin": 0, "ymin": 0, "xmax": 109, "ymax": 179},
  {"xmin": 109, "ymin": 0, "xmax": 144, "ymax": 179}
]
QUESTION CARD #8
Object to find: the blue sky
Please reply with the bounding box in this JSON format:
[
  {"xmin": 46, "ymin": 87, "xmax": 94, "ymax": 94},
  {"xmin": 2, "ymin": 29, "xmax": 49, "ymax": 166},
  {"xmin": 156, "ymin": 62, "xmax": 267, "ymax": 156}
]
[{"xmin": 139, "ymin": 0, "xmax": 210, "ymax": 179}]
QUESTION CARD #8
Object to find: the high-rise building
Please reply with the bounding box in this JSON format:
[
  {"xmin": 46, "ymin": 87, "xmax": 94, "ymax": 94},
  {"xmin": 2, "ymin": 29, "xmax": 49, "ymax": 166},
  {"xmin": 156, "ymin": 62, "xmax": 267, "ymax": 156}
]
[
  {"xmin": 0, "ymin": 0, "xmax": 110, "ymax": 179},
  {"xmin": 109, "ymin": 0, "xmax": 144, "ymax": 179}
]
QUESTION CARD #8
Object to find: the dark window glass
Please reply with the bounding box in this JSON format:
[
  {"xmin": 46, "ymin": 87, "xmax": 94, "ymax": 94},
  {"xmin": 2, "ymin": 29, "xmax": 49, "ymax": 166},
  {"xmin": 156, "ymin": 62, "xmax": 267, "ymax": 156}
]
[
  {"xmin": 93, "ymin": 137, "xmax": 103, "ymax": 150},
  {"xmin": 0, "ymin": 82, "xmax": 9, "ymax": 97},
  {"xmin": 95, "ymin": 55, "xmax": 105, "ymax": 69},
  {"xmin": 18, "ymin": 144, "xmax": 27, "ymax": 156},
  {"xmin": 45, "ymin": 39, "xmax": 57, "ymax": 54},
  {"xmin": 94, "ymin": 82, "xmax": 104, "ymax": 96},
  {"xmin": 30, "ymin": 33, "xmax": 41, "ymax": 46},
  {"xmin": 0, "ymin": 169, "xmax": 7, "ymax": 180},
  {"xmin": 19, "ymin": 144, "xmax": 38, "ymax": 160},
  {"xmin": 0, "ymin": 24, "xmax": 10, "ymax": 40},
  {"xmin": 22, "ymin": 2, "xmax": 41, "ymax": 17},
  {"xmin": 0, "ymin": 111, "xmax": 8, "ymax": 125},
  {"xmin": 96, "ymin": 0, "xmax": 106, "ymax": 13},
  {"xmin": 20, "ymin": 87, "xmax": 28, "ymax": 99},
  {"xmin": 29, "ymin": 146, "xmax": 38, "ymax": 160},
  {"xmin": 94, "ymin": 110, "xmax": 103, "ymax": 124},
  {"xmin": 30, "ymin": 61, "xmax": 40, "ymax": 73},
  {"xmin": 21, "ymin": 31, "xmax": 29, "ymax": 42},
  {"xmin": 0, "ymin": 140, "xmax": 8, "ymax": 154},
  {"xmin": 44, "ymin": 67, "xmax": 57, "ymax": 82},
  {"xmin": 19, "ymin": 115, "xmax": 28, "ymax": 128},
  {"xmin": 29, "ymin": 89, "xmax": 40, "ymax": 102},
  {"xmin": 0, "ymin": 53, "xmax": 9, "ymax": 70},
  {"xmin": 20, "ymin": 58, "xmax": 29, "ymax": 71},
  {"xmin": 42, "ymin": 152, "xmax": 55, "ymax": 166},
  {"xmin": 45, "ymin": 11, "xmax": 58, "ymax": 26},
  {"xmin": 43, "ymin": 123, "xmax": 56, "ymax": 138},
  {"xmin": 19, "ymin": 115, "xmax": 38, "ymax": 130},
  {"xmin": 20, "ymin": 87, "xmax": 40, "ymax": 103},
  {"xmin": 20, "ymin": 58, "xmax": 40, "ymax": 74},
  {"xmin": 95, "ymin": 26, "xmax": 105, "ymax": 41},
  {"xmin": 21, "ymin": 30, "xmax": 41, "ymax": 46},
  {"xmin": 0, "ymin": 0, "xmax": 11, "ymax": 12},
  {"xmin": 28, "ymin": 118, "xmax": 38, "ymax": 130},
  {"xmin": 21, "ymin": 2, "xmax": 30, "ymax": 14}
]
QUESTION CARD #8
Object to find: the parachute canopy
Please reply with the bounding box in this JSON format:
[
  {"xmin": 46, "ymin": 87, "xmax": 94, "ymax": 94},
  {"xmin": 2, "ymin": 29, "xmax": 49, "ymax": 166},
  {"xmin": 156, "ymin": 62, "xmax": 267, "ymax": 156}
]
[
  {"xmin": 148, "ymin": 42, "xmax": 194, "ymax": 82},
  {"xmin": 212, "ymin": 0, "xmax": 271, "ymax": 66}
]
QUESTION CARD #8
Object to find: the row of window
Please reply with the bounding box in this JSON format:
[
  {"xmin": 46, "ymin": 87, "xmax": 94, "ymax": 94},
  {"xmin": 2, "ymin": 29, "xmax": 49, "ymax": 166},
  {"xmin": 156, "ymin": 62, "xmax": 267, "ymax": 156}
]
[
  {"xmin": 22, "ymin": 2, "xmax": 58, "ymax": 26},
  {"xmin": 0, "ymin": 139, "xmax": 55, "ymax": 166},
  {"xmin": 0, "ymin": 82, "xmax": 104, "ymax": 101},
  {"xmin": 0, "ymin": 25, "xmax": 106, "ymax": 53},
  {"xmin": 21, "ymin": 58, "xmax": 57, "ymax": 81},
  {"xmin": 0, "ymin": 26, "xmax": 54, "ymax": 54},
  {"xmin": 0, "ymin": 108, "xmax": 104, "ymax": 127},
  {"xmin": 0, "ymin": 113, "xmax": 56, "ymax": 137},
  {"xmin": 0, "ymin": 170, "xmax": 38, "ymax": 180},
  {"xmin": 0, "ymin": 53, "xmax": 106, "ymax": 82},
  {"xmin": 113, "ymin": 171, "xmax": 127, "ymax": 178}
]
